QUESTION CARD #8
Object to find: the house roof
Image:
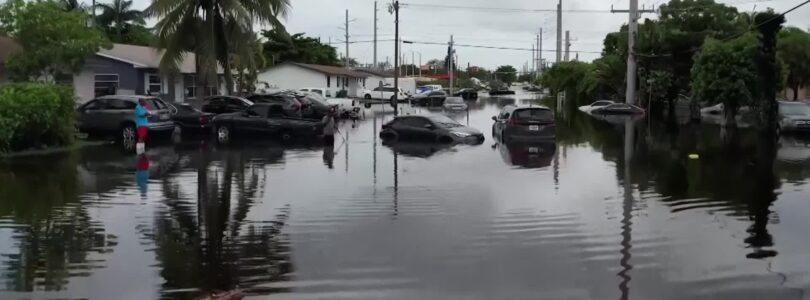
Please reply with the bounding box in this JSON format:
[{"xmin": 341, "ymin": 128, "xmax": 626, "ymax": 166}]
[
  {"xmin": 282, "ymin": 62, "xmax": 368, "ymax": 78},
  {"xmin": 98, "ymin": 43, "xmax": 220, "ymax": 74},
  {"xmin": 354, "ymin": 68, "xmax": 395, "ymax": 78},
  {"xmin": 0, "ymin": 35, "xmax": 21, "ymax": 64}
]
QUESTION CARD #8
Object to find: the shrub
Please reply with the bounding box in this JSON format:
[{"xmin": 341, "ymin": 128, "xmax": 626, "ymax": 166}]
[{"xmin": 0, "ymin": 83, "xmax": 75, "ymax": 153}]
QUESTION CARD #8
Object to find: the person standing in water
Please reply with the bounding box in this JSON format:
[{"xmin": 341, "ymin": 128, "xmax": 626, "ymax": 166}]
[
  {"xmin": 322, "ymin": 108, "xmax": 337, "ymax": 146},
  {"xmin": 134, "ymin": 99, "xmax": 150, "ymax": 153}
]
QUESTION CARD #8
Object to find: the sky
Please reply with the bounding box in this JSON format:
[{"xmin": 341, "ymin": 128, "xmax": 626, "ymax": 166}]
[{"xmin": 122, "ymin": 0, "xmax": 810, "ymax": 70}]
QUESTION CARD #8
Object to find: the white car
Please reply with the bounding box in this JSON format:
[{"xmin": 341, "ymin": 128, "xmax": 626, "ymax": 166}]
[
  {"xmin": 578, "ymin": 100, "xmax": 615, "ymax": 112},
  {"xmin": 443, "ymin": 97, "xmax": 468, "ymax": 110},
  {"xmin": 299, "ymin": 87, "xmax": 331, "ymax": 97},
  {"xmin": 362, "ymin": 86, "xmax": 409, "ymax": 102}
]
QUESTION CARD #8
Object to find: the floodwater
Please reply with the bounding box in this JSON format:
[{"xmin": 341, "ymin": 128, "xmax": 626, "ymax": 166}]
[{"xmin": 2, "ymin": 92, "xmax": 810, "ymax": 299}]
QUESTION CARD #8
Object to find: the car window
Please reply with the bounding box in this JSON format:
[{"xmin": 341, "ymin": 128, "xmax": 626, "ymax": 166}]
[
  {"xmin": 141, "ymin": 98, "xmax": 166, "ymax": 110},
  {"xmin": 267, "ymin": 105, "xmax": 286, "ymax": 116},
  {"xmin": 228, "ymin": 98, "xmax": 248, "ymax": 107},
  {"xmin": 373, "ymin": 87, "xmax": 382, "ymax": 92},
  {"xmin": 430, "ymin": 91, "xmax": 445, "ymax": 96},
  {"xmin": 312, "ymin": 89, "xmax": 323, "ymax": 95},
  {"xmin": 780, "ymin": 103, "xmax": 810, "ymax": 116},
  {"xmin": 204, "ymin": 97, "xmax": 223, "ymax": 106},
  {"xmin": 247, "ymin": 105, "xmax": 269, "ymax": 117},
  {"xmin": 400, "ymin": 117, "xmax": 430, "ymax": 128},
  {"xmin": 513, "ymin": 108, "xmax": 554, "ymax": 122},
  {"xmin": 83, "ymin": 99, "xmax": 106, "ymax": 110},
  {"xmin": 593, "ymin": 101, "xmax": 611, "ymax": 107},
  {"xmin": 107, "ymin": 99, "xmax": 136, "ymax": 109}
]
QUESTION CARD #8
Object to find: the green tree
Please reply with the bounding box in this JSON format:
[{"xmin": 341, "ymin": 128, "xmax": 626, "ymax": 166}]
[
  {"xmin": 95, "ymin": 0, "xmax": 145, "ymax": 43},
  {"xmin": 539, "ymin": 61, "xmax": 596, "ymax": 105},
  {"xmin": 777, "ymin": 27, "xmax": 810, "ymax": 100},
  {"xmin": 262, "ymin": 29, "xmax": 340, "ymax": 66},
  {"xmin": 691, "ymin": 35, "xmax": 759, "ymax": 127},
  {"xmin": 494, "ymin": 65, "xmax": 517, "ymax": 85},
  {"xmin": 0, "ymin": 0, "xmax": 110, "ymax": 81},
  {"xmin": 147, "ymin": 0, "xmax": 291, "ymax": 95}
]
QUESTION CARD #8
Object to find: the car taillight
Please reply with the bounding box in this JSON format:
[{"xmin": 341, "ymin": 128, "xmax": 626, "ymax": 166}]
[{"xmin": 199, "ymin": 116, "xmax": 208, "ymax": 125}]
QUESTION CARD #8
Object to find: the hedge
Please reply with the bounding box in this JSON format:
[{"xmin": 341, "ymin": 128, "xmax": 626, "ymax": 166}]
[{"xmin": 0, "ymin": 83, "xmax": 75, "ymax": 153}]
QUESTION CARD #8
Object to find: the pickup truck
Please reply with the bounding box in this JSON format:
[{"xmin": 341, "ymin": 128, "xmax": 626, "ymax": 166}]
[{"xmin": 211, "ymin": 103, "xmax": 324, "ymax": 143}]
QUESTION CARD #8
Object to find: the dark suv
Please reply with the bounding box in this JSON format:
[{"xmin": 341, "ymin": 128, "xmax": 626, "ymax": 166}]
[
  {"xmin": 76, "ymin": 95, "xmax": 174, "ymax": 143},
  {"xmin": 246, "ymin": 93, "xmax": 302, "ymax": 117},
  {"xmin": 491, "ymin": 105, "xmax": 556, "ymax": 142},
  {"xmin": 201, "ymin": 95, "xmax": 253, "ymax": 114}
]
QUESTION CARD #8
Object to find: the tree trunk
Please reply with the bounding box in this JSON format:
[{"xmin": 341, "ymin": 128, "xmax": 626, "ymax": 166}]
[
  {"xmin": 793, "ymin": 84, "xmax": 800, "ymax": 101},
  {"xmin": 215, "ymin": 24, "xmax": 233, "ymax": 96}
]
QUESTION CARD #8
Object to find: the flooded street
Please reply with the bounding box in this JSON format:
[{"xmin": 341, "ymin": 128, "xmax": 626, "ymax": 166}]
[{"xmin": 3, "ymin": 93, "xmax": 810, "ymax": 299}]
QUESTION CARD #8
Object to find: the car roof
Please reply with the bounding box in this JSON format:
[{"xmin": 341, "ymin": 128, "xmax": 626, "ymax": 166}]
[
  {"xmin": 96, "ymin": 95, "xmax": 158, "ymax": 101},
  {"xmin": 502, "ymin": 104, "xmax": 551, "ymax": 112}
]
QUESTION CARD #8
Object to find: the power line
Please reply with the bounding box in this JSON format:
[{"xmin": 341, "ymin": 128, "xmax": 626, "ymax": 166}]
[
  {"xmin": 403, "ymin": 40, "xmax": 602, "ymax": 54},
  {"xmin": 402, "ymin": 3, "xmax": 607, "ymax": 13}
]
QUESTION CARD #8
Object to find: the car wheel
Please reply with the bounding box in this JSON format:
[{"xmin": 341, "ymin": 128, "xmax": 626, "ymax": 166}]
[
  {"xmin": 364, "ymin": 94, "xmax": 372, "ymax": 99},
  {"xmin": 380, "ymin": 130, "xmax": 398, "ymax": 141},
  {"xmin": 120, "ymin": 124, "xmax": 137, "ymax": 146},
  {"xmin": 280, "ymin": 130, "xmax": 293, "ymax": 142},
  {"xmin": 437, "ymin": 135, "xmax": 454, "ymax": 144},
  {"xmin": 364, "ymin": 102, "xmax": 372, "ymax": 109},
  {"xmin": 216, "ymin": 125, "xmax": 231, "ymax": 144}
]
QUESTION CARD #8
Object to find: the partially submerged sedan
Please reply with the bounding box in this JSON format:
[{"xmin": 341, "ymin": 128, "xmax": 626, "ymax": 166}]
[
  {"xmin": 380, "ymin": 114, "xmax": 484, "ymax": 144},
  {"xmin": 779, "ymin": 101, "xmax": 810, "ymax": 133},
  {"xmin": 212, "ymin": 103, "xmax": 323, "ymax": 143}
]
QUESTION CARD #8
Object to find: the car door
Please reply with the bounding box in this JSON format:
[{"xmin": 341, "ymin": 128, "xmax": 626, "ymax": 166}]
[
  {"xmin": 105, "ymin": 98, "xmax": 137, "ymax": 129},
  {"xmin": 77, "ymin": 99, "xmax": 108, "ymax": 132},
  {"xmin": 242, "ymin": 105, "xmax": 271, "ymax": 133}
]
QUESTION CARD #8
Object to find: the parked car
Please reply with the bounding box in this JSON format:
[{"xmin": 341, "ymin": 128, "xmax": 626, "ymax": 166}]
[
  {"xmin": 299, "ymin": 87, "xmax": 330, "ymax": 97},
  {"xmin": 362, "ymin": 86, "xmax": 409, "ymax": 102},
  {"xmin": 201, "ymin": 96, "xmax": 253, "ymax": 115},
  {"xmin": 164, "ymin": 102, "xmax": 214, "ymax": 135},
  {"xmin": 211, "ymin": 103, "xmax": 324, "ymax": 144},
  {"xmin": 246, "ymin": 93, "xmax": 303, "ymax": 117},
  {"xmin": 453, "ymin": 88, "xmax": 479, "ymax": 100},
  {"xmin": 590, "ymin": 103, "xmax": 645, "ymax": 115},
  {"xmin": 578, "ymin": 100, "xmax": 615, "ymax": 112},
  {"xmin": 293, "ymin": 92, "xmax": 333, "ymax": 119},
  {"xmin": 489, "ymin": 88, "xmax": 515, "ymax": 96},
  {"xmin": 380, "ymin": 114, "xmax": 484, "ymax": 144},
  {"xmin": 492, "ymin": 105, "xmax": 555, "ymax": 142},
  {"xmin": 498, "ymin": 141, "xmax": 556, "ymax": 169},
  {"xmin": 76, "ymin": 95, "xmax": 174, "ymax": 144},
  {"xmin": 412, "ymin": 90, "xmax": 447, "ymax": 106},
  {"xmin": 443, "ymin": 97, "xmax": 468, "ymax": 110},
  {"xmin": 779, "ymin": 101, "xmax": 810, "ymax": 132}
]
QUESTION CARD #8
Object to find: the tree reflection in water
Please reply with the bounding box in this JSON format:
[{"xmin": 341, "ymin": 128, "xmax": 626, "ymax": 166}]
[
  {"xmin": 0, "ymin": 152, "xmax": 115, "ymax": 292},
  {"xmin": 149, "ymin": 145, "xmax": 292, "ymax": 299}
]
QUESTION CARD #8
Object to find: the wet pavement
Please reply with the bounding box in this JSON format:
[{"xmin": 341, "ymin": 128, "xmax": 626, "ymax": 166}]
[{"xmin": 2, "ymin": 92, "xmax": 810, "ymax": 299}]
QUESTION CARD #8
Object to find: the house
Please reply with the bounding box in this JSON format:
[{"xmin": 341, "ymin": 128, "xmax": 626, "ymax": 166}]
[
  {"xmin": 256, "ymin": 62, "xmax": 368, "ymax": 97},
  {"xmin": 73, "ymin": 43, "xmax": 223, "ymax": 103},
  {"xmin": 0, "ymin": 35, "xmax": 21, "ymax": 82},
  {"xmin": 354, "ymin": 68, "xmax": 395, "ymax": 90}
]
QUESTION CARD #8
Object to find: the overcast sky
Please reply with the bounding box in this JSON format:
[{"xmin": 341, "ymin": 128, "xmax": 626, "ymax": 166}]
[{"xmin": 120, "ymin": 0, "xmax": 810, "ymax": 70}]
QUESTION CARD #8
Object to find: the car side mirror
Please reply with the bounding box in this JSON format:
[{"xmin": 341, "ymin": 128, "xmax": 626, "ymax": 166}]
[
  {"xmin": 491, "ymin": 116, "xmax": 497, "ymax": 121},
  {"xmin": 424, "ymin": 123, "xmax": 434, "ymax": 129}
]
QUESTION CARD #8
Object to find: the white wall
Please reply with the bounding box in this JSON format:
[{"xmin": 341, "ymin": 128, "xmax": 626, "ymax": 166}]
[
  {"xmin": 73, "ymin": 69, "xmax": 94, "ymax": 103},
  {"xmin": 257, "ymin": 64, "xmax": 328, "ymax": 94},
  {"xmin": 384, "ymin": 77, "xmax": 417, "ymax": 95}
]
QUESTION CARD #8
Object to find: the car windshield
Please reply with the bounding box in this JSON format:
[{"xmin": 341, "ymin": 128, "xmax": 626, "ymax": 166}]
[
  {"xmin": 513, "ymin": 108, "xmax": 553, "ymax": 122},
  {"xmin": 305, "ymin": 94, "xmax": 329, "ymax": 106},
  {"xmin": 427, "ymin": 115, "xmax": 462, "ymax": 127},
  {"xmin": 593, "ymin": 101, "xmax": 612, "ymax": 107},
  {"xmin": 446, "ymin": 98, "xmax": 463, "ymax": 104},
  {"xmin": 781, "ymin": 102, "xmax": 810, "ymax": 116}
]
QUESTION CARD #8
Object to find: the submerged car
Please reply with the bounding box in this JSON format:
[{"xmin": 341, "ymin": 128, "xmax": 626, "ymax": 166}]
[
  {"xmin": 76, "ymin": 95, "xmax": 174, "ymax": 143},
  {"xmin": 201, "ymin": 96, "xmax": 254, "ymax": 115},
  {"xmin": 412, "ymin": 90, "xmax": 448, "ymax": 106},
  {"xmin": 380, "ymin": 114, "xmax": 484, "ymax": 144},
  {"xmin": 779, "ymin": 101, "xmax": 810, "ymax": 132},
  {"xmin": 453, "ymin": 88, "xmax": 479, "ymax": 100},
  {"xmin": 165, "ymin": 102, "xmax": 214, "ymax": 135},
  {"xmin": 590, "ymin": 103, "xmax": 645, "ymax": 115},
  {"xmin": 211, "ymin": 103, "xmax": 323, "ymax": 143},
  {"xmin": 443, "ymin": 97, "xmax": 468, "ymax": 110},
  {"xmin": 578, "ymin": 100, "xmax": 615, "ymax": 112},
  {"xmin": 492, "ymin": 105, "xmax": 555, "ymax": 142},
  {"xmin": 489, "ymin": 88, "xmax": 516, "ymax": 96},
  {"xmin": 498, "ymin": 141, "xmax": 557, "ymax": 169}
]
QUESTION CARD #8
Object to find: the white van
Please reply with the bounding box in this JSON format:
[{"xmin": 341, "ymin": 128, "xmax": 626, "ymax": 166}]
[{"xmin": 299, "ymin": 87, "xmax": 331, "ymax": 97}]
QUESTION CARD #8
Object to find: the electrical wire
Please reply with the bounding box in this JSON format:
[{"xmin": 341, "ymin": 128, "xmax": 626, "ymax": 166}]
[{"xmin": 403, "ymin": 40, "xmax": 602, "ymax": 54}]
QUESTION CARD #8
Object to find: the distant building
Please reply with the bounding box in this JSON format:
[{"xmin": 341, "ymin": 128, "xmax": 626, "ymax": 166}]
[
  {"xmin": 256, "ymin": 62, "xmax": 369, "ymax": 97},
  {"xmin": 354, "ymin": 69, "xmax": 395, "ymax": 90}
]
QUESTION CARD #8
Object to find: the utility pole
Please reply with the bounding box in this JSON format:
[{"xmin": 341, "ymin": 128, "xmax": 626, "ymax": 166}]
[
  {"xmin": 419, "ymin": 53, "xmax": 422, "ymax": 77},
  {"xmin": 449, "ymin": 35, "xmax": 455, "ymax": 95},
  {"xmin": 556, "ymin": 0, "xmax": 562, "ymax": 63},
  {"xmin": 611, "ymin": 3, "xmax": 655, "ymax": 105},
  {"xmin": 411, "ymin": 51, "xmax": 415, "ymax": 78},
  {"xmin": 538, "ymin": 29, "xmax": 543, "ymax": 77},
  {"xmin": 373, "ymin": 1, "xmax": 378, "ymax": 70},
  {"xmin": 390, "ymin": 1, "xmax": 400, "ymax": 115},
  {"xmin": 564, "ymin": 30, "xmax": 570, "ymax": 61},
  {"xmin": 344, "ymin": 10, "xmax": 350, "ymax": 68},
  {"xmin": 531, "ymin": 44, "xmax": 535, "ymax": 74}
]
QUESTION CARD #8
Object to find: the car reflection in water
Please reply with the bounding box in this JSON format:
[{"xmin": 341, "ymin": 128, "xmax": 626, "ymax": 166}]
[{"xmin": 497, "ymin": 141, "xmax": 557, "ymax": 169}]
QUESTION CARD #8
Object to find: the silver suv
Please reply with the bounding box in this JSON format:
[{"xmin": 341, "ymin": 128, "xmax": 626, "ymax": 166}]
[{"xmin": 76, "ymin": 95, "xmax": 174, "ymax": 144}]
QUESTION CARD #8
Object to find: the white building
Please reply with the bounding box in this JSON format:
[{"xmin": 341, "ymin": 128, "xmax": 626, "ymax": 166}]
[{"xmin": 256, "ymin": 62, "xmax": 369, "ymax": 97}]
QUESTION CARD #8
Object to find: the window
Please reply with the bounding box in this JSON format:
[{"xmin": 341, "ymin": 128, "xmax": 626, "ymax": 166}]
[
  {"xmin": 107, "ymin": 99, "xmax": 136, "ymax": 109},
  {"xmin": 344, "ymin": 77, "xmax": 348, "ymax": 87},
  {"xmin": 82, "ymin": 99, "xmax": 106, "ymax": 110},
  {"xmin": 400, "ymin": 117, "xmax": 430, "ymax": 128},
  {"xmin": 228, "ymin": 98, "xmax": 249, "ymax": 108},
  {"xmin": 94, "ymin": 74, "xmax": 119, "ymax": 97},
  {"xmin": 147, "ymin": 74, "xmax": 162, "ymax": 95},
  {"xmin": 513, "ymin": 109, "xmax": 554, "ymax": 122},
  {"xmin": 312, "ymin": 89, "xmax": 323, "ymax": 95},
  {"xmin": 184, "ymin": 75, "xmax": 196, "ymax": 98},
  {"xmin": 326, "ymin": 75, "xmax": 331, "ymax": 88},
  {"xmin": 247, "ymin": 105, "xmax": 268, "ymax": 117}
]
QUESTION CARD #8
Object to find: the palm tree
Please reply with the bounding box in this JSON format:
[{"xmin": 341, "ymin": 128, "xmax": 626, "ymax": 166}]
[
  {"xmin": 146, "ymin": 0, "xmax": 290, "ymax": 96},
  {"xmin": 58, "ymin": 0, "xmax": 82, "ymax": 11},
  {"xmin": 95, "ymin": 0, "xmax": 145, "ymax": 42}
]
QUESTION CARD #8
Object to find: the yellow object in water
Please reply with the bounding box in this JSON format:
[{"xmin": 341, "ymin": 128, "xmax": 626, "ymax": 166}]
[{"xmin": 688, "ymin": 154, "xmax": 699, "ymax": 160}]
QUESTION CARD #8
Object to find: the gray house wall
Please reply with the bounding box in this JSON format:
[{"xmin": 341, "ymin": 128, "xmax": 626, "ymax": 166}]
[{"xmin": 85, "ymin": 56, "xmax": 139, "ymax": 94}]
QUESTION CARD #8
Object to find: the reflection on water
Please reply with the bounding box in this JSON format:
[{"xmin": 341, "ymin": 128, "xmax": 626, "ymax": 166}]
[{"xmin": 2, "ymin": 92, "xmax": 810, "ymax": 299}]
